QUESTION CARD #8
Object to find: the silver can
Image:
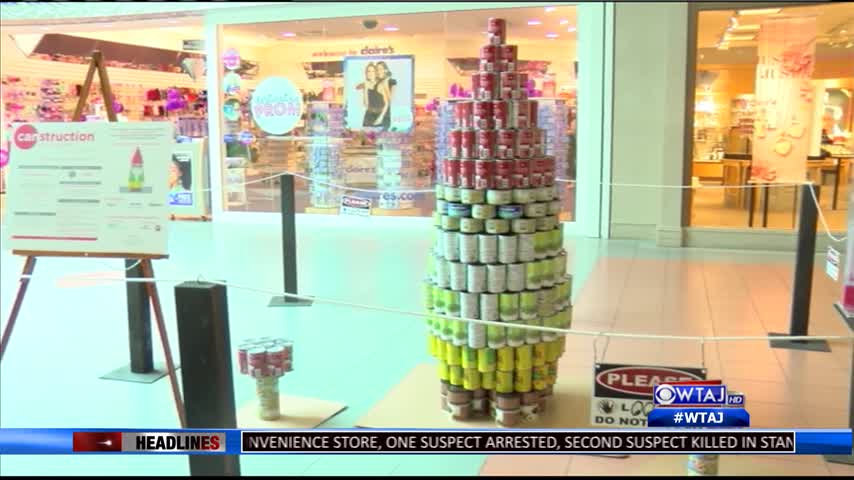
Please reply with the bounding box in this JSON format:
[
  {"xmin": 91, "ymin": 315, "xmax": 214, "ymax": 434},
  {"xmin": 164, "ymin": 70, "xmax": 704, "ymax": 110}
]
[
  {"xmin": 524, "ymin": 202, "xmax": 547, "ymax": 218},
  {"xmin": 548, "ymin": 200, "xmax": 561, "ymax": 215},
  {"xmin": 468, "ymin": 322, "xmax": 487, "ymax": 349},
  {"xmin": 459, "ymin": 234, "xmax": 479, "ymax": 263},
  {"xmin": 534, "ymin": 232, "xmax": 548, "ymax": 260},
  {"xmin": 506, "ymin": 263, "xmax": 525, "ymax": 292},
  {"xmin": 435, "ymin": 258, "xmax": 450, "ymax": 288},
  {"xmin": 467, "ymin": 264, "xmax": 487, "ymax": 293},
  {"xmin": 443, "ymin": 231, "xmax": 460, "ymax": 261},
  {"xmin": 535, "ymin": 187, "xmax": 552, "ymax": 202},
  {"xmin": 461, "ymin": 292, "xmax": 480, "ymax": 320},
  {"xmin": 487, "ymin": 264, "xmax": 507, "ymax": 294},
  {"xmin": 517, "ymin": 233, "xmax": 535, "ymax": 263},
  {"xmin": 450, "ymin": 261, "xmax": 467, "ymax": 291},
  {"xmin": 478, "ymin": 234, "xmax": 498, "ymax": 264},
  {"xmin": 480, "ymin": 293, "xmax": 499, "ymax": 321},
  {"xmin": 498, "ymin": 235, "xmax": 518, "ymax": 264}
]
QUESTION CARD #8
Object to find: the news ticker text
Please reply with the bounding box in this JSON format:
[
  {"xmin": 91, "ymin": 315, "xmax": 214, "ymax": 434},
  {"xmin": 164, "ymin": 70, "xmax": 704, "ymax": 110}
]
[{"xmin": 0, "ymin": 429, "xmax": 850, "ymax": 455}]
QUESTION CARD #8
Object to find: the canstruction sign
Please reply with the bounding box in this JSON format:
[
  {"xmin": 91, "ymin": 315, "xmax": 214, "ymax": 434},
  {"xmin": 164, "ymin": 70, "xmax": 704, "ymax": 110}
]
[
  {"xmin": 250, "ymin": 77, "xmax": 304, "ymax": 135},
  {"xmin": 591, "ymin": 364, "xmax": 706, "ymax": 428}
]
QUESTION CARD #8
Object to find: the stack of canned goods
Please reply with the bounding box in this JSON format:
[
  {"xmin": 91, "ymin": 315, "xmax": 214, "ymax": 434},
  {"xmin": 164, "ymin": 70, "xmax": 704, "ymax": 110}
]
[
  {"xmin": 237, "ymin": 337, "xmax": 295, "ymax": 421},
  {"xmin": 424, "ymin": 18, "xmax": 572, "ymax": 428}
]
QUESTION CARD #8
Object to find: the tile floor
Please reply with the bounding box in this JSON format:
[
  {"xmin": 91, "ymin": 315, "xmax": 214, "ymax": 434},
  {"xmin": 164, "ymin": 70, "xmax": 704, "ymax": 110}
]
[{"xmin": 0, "ymin": 215, "xmax": 852, "ymax": 476}]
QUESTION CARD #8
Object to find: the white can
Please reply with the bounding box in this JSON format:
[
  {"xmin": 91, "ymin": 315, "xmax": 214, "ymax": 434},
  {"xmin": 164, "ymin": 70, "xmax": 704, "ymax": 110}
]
[
  {"xmin": 517, "ymin": 233, "xmax": 535, "ymax": 262},
  {"xmin": 459, "ymin": 234, "xmax": 479, "ymax": 263},
  {"xmin": 478, "ymin": 234, "xmax": 498, "ymax": 264},
  {"xmin": 487, "ymin": 264, "xmax": 507, "ymax": 293},
  {"xmin": 512, "ymin": 188, "xmax": 536, "ymax": 204},
  {"xmin": 498, "ymin": 235, "xmax": 518, "ymax": 264},
  {"xmin": 548, "ymin": 200, "xmax": 561, "ymax": 215},
  {"xmin": 472, "ymin": 204, "xmax": 497, "ymax": 219},
  {"xmin": 506, "ymin": 263, "xmax": 525, "ymax": 292},
  {"xmin": 461, "ymin": 292, "xmax": 479, "ymax": 319},
  {"xmin": 468, "ymin": 323, "xmax": 487, "ymax": 349},
  {"xmin": 450, "ymin": 262, "xmax": 467, "ymax": 291},
  {"xmin": 480, "ymin": 293, "xmax": 499, "ymax": 321},
  {"xmin": 443, "ymin": 231, "xmax": 460, "ymax": 261},
  {"xmin": 524, "ymin": 202, "xmax": 547, "ymax": 218},
  {"xmin": 435, "ymin": 258, "xmax": 450, "ymax": 288},
  {"xmin": 535, "ymin": 187, "xmax": 552, "ymax": 202},
  {"xmin": 467, "ymin": 264, "xmax": 487, "ymax": 293}
]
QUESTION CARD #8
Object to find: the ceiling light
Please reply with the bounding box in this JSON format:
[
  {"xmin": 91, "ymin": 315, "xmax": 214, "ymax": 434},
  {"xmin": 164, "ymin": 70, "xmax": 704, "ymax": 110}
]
[
  {"xmin": 723, "ymin": 33, "xmax": 756, "ymax": 41},
  {"xmin": 545, "ymin": 6, "xmax": 556, "ymax": 13},
  {"xmin": 384, "ymin": 26, "xmax": 399, "ymax": 32},
  {"xmin": 566, "ymin": 26, "xmax": 577, "ymax": 33},
  {"xmin": 528, "ymin": 20, "xmax": 542, "ymax": 26},
  {"xmin": 737, "ymin": 8, "xmax": 781, "ymax": 16},
  {"xmin": 559, "ymin": 19, "xmax": 569, "ymax": 25},
  {"xmin": 546, "ymin": 33, "xmax": 559, "ymax": 39},
  {"xmin": 281, "ymin": 32, "xmax": 296, "ymax": 37}
]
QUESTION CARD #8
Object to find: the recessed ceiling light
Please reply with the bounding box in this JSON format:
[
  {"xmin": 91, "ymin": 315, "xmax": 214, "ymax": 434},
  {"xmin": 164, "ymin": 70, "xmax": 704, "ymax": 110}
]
[
  {"xmin": 737, "ymin": 8, "xmax": 781, "ymax": 16},
  {"xmin": 546, "ymin": 33, "xmax": 559, "ymax": 39},
  {"xmin": 566, "ymin": 26, "xmax": 577, "ymax": 33},
  {"xmin": 528, "ymin": 20, "xmax": 542, "ymax": 26},
  {"xmin": 384, "ymin": 26, "xmax": 399, "ymax": 32},
  {"xmin": 545, "ymin": 6, "xmax": 557, "ymax": 13},
  {"xmin": 559, "ymin": 19, "xmax": 569, "ymax": 25},
  {"xmin": 281, "ymin": 32, "xmax": 296, "ymax": 37}
]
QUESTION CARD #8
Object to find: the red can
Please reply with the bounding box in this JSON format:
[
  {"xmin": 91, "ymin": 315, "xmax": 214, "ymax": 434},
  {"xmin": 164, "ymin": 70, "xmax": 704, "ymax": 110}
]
[
  {"xmin": 493, "ymin": 101, "xmax": 510, "ymax": 130},
  {"xmin": 473, "ymin": 101, "xmax": 494, "ymax": 130},
  {"xmin": 475, "ymin": 160, "xmax": 495, "ymax": 190},
  {"xmin": 478, "ymin": 72, "xmax": 498, "ymax": 101},
  {"xmin": 449, "ymin": 129, "xmax": 462, "ymax": 158},
  {"xmin": 267, "ymin": 345, "xmax": 286, "ymax": 366},
  {"xmin": 476, "ymin": 129, "xmax": 496, "ymax": 160},
  {"xmin": 513, "ymin": 158, "xmax": 532, "ymax": 188},
  {"xmin": 501, "ymin": 72, "xmax": 520, "ymax": 90},
  {"xmin": 444, "ymin": 158, "xmax": 461, "ymax": 187},
  {"xmin": 543, "ymin": 156, "xmax": 556, "ymax": 186},
  {"xmin": 512, "ymin": 100, "xmax": 530, "ymax": 129},
  {"xmin": 487, "ymin": 18, "xmax": 506, "ymax": 45},
  {"xmin": 248, "ymin": 347, "xmax": 267, "ymax": 368},
  {"xmin": 480, "ymin": 45, "xmax": 498, "ymax": 63},
  {"xmin": 500, "ymin": 45, "xmax": 517, "ymax": 63},
  {"xmin": 460, "ymin": 160, "xmax": 476, "ymax": 189},
  {"xmin": 454, "ymin": 101, "xmax": 473, "ymax": 129},
  {"xmin": 237, "ymin": 345, "xmax": 249, "ymax": 374},
  {"xmin": 461, "ymin": 128, "xmax": 476, "ymax": 159},
  {"xmin": 497, "ymin": 130, "xmax": 516, "ymax": 159},
  {"xmin": 517, "ymin": 129, "xmax": 534, "ymax": 159},
  {"xmin": 471, "ymin": 74, "xmax": 481, "ymax": 94},
  {"xmin": 528, "ymin": 100, "xmax": 539, "ymax": 127},
  {"xmin": 530, "ymin": 157, "xmax": 546, "ymax": 187},
  {"xmin": 494, "ymin": 160, "xmax": 514, "ymax": 190},
  {"xmin": 500, "ymin": 86, "xmax": 522, "ymax": 101}
]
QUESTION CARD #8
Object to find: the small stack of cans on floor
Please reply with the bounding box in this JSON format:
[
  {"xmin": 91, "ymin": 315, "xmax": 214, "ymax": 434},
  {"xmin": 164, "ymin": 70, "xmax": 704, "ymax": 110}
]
[
  {"xmin": 424, "ymin": 18, "xmax": 572, "ymax": 428},
  {"xmin": 237, "ymin": 338, "xmax": 295, "ymax": 421}
]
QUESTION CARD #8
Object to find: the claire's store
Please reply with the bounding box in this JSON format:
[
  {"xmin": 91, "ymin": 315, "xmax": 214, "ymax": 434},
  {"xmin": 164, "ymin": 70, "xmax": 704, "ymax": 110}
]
[{"xmin": 204, "ymin": 2, "xmax": 613, "ymax": 238}]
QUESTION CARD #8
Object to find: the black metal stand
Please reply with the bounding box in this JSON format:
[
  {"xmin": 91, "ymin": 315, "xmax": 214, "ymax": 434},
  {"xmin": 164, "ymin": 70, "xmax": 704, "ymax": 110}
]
[
  {"xmin": 101, "ymin": 260, "xmax": 177, "ymax": 383},
  {"xmin": 826, "ymin": 303, "xmax": 854, "ymax": 465},
  {"xmin": 269, "ymin": 174, "xmax": 312, "ymax": 307},
  {"xmin": 770, "ymin": 184, "xmax": 830, "ymax": 352},
  {"xmin": 175, "ymin": 281, "xmax": 241, "ymax": 476}
]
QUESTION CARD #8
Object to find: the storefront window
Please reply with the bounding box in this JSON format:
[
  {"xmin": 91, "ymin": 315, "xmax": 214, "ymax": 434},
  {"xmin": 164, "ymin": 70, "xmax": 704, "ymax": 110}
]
[
  {"xmin": 220, "ymin": 6, "xmax": 579, "ymax": 219},
  {"xmin": 688, "ymin": 3, "xmax": 854, "ymax": 230}
]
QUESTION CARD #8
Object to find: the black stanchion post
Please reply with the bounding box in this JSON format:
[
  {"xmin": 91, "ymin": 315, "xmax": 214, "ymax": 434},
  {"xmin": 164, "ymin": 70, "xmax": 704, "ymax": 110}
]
[
  {"xmin": 769, "ymin": 183, "xmax": 830, "ymax": 352},
  {"xmin": 101, "ymin": 260, "xmax": 171, "ymax": 383},
  {"xmin": 175, "ymin": 281, "xmax": 241, "ymax": 476},
  {"xmin": 269, "ymin": 173, "xmax": 312, "ymax": 307}
]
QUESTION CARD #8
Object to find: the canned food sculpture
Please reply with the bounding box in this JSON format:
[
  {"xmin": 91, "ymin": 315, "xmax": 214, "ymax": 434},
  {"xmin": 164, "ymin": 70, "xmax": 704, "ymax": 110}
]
[
  {"xmin": 426, "ymin": 18, "xmax": 572, "ymax": 428},
  {"xmin": 237, "ymin": 337, "xmax": 294, "ymax": 421}
]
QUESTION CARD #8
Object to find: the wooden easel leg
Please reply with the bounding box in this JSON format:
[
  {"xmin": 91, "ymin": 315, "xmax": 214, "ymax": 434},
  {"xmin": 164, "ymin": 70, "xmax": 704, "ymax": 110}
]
[
  {"xmin": 140, "ymin": 259, "xmax": 187, "ymax": 427},
  {"xmin": 0, "ymin": 256, "xmax": 37, "ymax": 361}
]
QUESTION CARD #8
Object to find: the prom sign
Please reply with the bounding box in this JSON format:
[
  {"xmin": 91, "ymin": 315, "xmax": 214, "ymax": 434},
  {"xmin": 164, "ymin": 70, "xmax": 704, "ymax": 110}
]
[{"xmin": 250, "ymin": 77, "xmax": 304, "ymax": 135}]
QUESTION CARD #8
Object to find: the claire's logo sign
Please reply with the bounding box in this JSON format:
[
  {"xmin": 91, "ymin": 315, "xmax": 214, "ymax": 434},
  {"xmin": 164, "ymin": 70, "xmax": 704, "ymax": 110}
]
[
  {"xmin": 14, "ymin": 124, "xmax": 95, "ymax": 150},
  {"xmin": 250, "ymin": 77, "xmax": 304, "ymax": 135}
]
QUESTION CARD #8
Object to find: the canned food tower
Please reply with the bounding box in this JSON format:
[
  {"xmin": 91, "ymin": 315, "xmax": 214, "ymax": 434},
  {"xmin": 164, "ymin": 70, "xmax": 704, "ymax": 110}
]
[
  {"xmin": 237, "ymin": 337, "xmax": 295, "ymax": 421},
  {"xmin": 424, "ymin": 18, "xmax": 572, "ymax": 428}
]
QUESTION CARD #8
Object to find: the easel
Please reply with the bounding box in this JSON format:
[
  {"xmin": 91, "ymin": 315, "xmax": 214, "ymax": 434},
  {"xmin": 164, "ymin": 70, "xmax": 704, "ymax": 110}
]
[{"xmin": 0, "ymin": 51, "xmax": 186, "ymax": 427}]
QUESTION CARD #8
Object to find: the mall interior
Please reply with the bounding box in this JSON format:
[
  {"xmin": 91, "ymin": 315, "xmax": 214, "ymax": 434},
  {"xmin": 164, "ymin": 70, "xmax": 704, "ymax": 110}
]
[{"xmin": 1, "ymin": 1, "xmax": 854, "ymax": 476}]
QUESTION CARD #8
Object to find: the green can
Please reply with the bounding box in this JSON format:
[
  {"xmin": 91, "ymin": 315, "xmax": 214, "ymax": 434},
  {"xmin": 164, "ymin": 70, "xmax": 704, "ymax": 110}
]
[
  {"xmin": 496, "ymin": 370, "xmax": 514, "ymax": 393},
  {"xmin": 499, "ymin": 293, "xmax": 520, "ymax": 321},
  {"xmin": 533, "ymin": 343, "xmax": 546, "ymax": 367},
  {"xmin": 438, "ymin": 361, "xmax": 449, "ymax": 381},
  {"xmin": 446, "ymin": 343, "xmax": 462, "ymax": 366},
  {"xmin": 427, "ymin": 334, "xmax": 437, "ymax": 358},
  {"xmin": 545, "ymin": 340, "xmax": 559, "ymax": 363},
  {"xmin": 445, "ymin": 290, "xmax": 461, "ymax": 316},
  {"xmin": 497, "ymin": 346, "xmax": 515, "ymax": 371},
  {"xmin": 526, "ymin": 318, "xmax": 542, "ymax": 345},
  {"xmin": 564, "ymin": 306, "xmax": 573, "ymax": 329},
  {"xmin": 452, "ymin": 318, "xmax": 468, "ymax": 346},
  {"xmin": 515, "ymin": 344, "xmax": 533, "ymax": 370},
  {"xmin": 514, "ymin": 368, "xmax": 533, "ymax": 393},
  {"xmin": 552, "ymin": 257, "xmax": 563, "ymax": 283},
  {"xmin": 433, "ymin": 211, "xmax": 442, "ymax": 227},
  {"xmin": 481, "ymin": 370, "xmax": 496, "ymax": 390},
  {"xmin": 487, "ymin": 324, "xmax": 506, "ymax": 349},
  {"xmin": 449, "ymin": 365, "xmax": 464, "ymax": 386},
  {"xmin": 433, "ymin": 286, "xmax": 446, "ymax": 313},
  {"xmin": 506, "ymin": 321, "xmax": 526, "ymax": 346},
  {"xmin": 461, "ymin": 346, "xmax": 478, "ymax": 369},
  {"xmin": 435, "ymin": 184, "xmax": 445, "ymax": 200},
  {"xmin": 526, "ymin": 262, "xmax": 542, "ymax": 290},
  {"xmin": 548, "ymin": 362, "xmax": 559, "ymax": 385},
  {"xmin": 441, "ymin": 215, "xmax": 461, "ymax": 231},
  {"xmin": 533, "ymin": 365, "xmax": 548, "ymax": 391},
  {"xmin": 463, "ymin": 368, "xmax": 482, "ymax": 391},
  {"xmin": 436, "ymin": 339, "xmax": 447, "ymax": 362},
  {"xmin": 423, "ymin": 281, "xmax": 434, "ymax": 311},
  {"xmin": 541, "ymin": 259, "xmax": 554, "ymax": 285},
  {"xmin": 534, "ymin": 231, "xmax": 548, "ymax": 257},
  {"xmin": 520, "ymin": 291, "xmax": 538, "ymax": 320},
  {"xmin": 477, "ymin": 348, "xmax": 497, "ymax": 373}
]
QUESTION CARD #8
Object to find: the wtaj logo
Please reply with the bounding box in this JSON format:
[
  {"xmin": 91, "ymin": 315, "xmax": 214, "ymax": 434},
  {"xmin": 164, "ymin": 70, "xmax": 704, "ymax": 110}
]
[{"xmin": 654, "ymin": 381, "xmax": 745, "ymax": 407}]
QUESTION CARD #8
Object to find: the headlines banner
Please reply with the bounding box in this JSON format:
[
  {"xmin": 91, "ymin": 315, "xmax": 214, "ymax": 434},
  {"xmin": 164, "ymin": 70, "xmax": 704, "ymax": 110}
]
[
  {"xmin": 0, "ymin": 429, "xmax": 850, "ymax": 455},
  {"xmin": 750, "ymin": 16, "xmax": 817, "ymax": 183}
]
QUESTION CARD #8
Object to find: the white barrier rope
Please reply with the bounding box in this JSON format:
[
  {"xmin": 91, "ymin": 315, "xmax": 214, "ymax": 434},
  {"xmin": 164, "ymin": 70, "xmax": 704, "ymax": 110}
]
[
  {"xmin": 808, "ymin": 182, "xmax": 847, "ymax": 243},
  {"xmin": 17, "ymin": 272, "xmax": 854, "ymax": 344}
]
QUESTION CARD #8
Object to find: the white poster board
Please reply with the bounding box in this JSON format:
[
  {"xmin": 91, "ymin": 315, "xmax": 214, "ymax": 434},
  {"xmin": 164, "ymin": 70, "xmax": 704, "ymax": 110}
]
[{"xmin": 6, "ymin": 122, "xmax": 172, "ymax": 255}]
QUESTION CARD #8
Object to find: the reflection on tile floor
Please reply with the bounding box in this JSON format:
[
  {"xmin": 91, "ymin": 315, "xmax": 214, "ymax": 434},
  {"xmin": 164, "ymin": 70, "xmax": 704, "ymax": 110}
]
[{"xmin": 0, "ymin": 218, "xmax": 852, "ymax": 476}]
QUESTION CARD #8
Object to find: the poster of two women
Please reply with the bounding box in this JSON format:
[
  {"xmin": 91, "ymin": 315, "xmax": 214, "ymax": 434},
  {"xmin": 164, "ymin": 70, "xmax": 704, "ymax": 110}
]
[{"xmin": 343, "ymin": 55, "xmax": 414, "ymax": 132}]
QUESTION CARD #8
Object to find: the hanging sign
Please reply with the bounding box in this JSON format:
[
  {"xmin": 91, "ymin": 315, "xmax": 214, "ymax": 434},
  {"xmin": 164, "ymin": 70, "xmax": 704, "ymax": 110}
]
[
  {"xmin": 250, "ymin": 77, "xmax": 304, "ymax": 135},
  {"xmin": 169, "ymin": 142, "xmax": 209, "ymax": 217},
  {"xmin": 750, "ymin": 16, "xmax": 817, "ymax": 183},
  {"xmin": 340, "ymin": 195, "xmax": 372, "ymax": 217},
  {"xmin": 223, "ymin": 48, "xmax": 241, "ymax": 70},
  {"xmin": 826, "ymin": 245, "xmax": 840, "ymax": 281}
]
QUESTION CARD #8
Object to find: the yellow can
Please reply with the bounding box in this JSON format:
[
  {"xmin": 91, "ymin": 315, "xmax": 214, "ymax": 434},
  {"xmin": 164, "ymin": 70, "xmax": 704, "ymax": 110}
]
[
  {"xmin": 558, "ymin": 337, "xmax": 566, "ymax": 357},
  {"xmin": 449, "ymin": 365, "xmax": 464, "ymax": 386},
  {"xmin": 497, "ymin": 346, "xmax": 515, "ymax": 372},
  {"xmin": 514, "ymin": 368, "xmax": 533, "ymax": 393},
  {"xmin": 477, "ymin": 348, "xmax": 497, "ymax": 373},
  {"xmin": 438, "ymin": 361, "xmax": 449, "ymax": 381},
  {"xmin": 533, "ymin": 343, "xmax": 546, "ymax": 367},
  {"xmin": 447, "ymin": 343, "xmax": 462, "ymax": 366},
  {"xmin": 463, "ymin": 368, "xmax": 481, "ymax": 391},
  {"xmin": 481, "ymin": 370, "xmax": 496, "ymax": 390},
  {"xmin": 565, "ymin": 306, "xmax": 573, "ymax": 330},
  {"xmin": 515, "ymin": 344, "xmax": 533, "ymax": 371},
  {"xmin": 427, "ymin": 334, "xmax": 437, "ymax": 358},
  {"xmin": 533, "ymin": 365, "xmax": 548, "ymax": 390},
  {"xmin": 461, "ymin": 346, "xmax": 478, "ymax": 369},
  {"xmin": 548, "ymin": 362, "xmax": 559, "ymax": 385},
  {"xmin": 496, "ymin": 370, "xmax": 514, "ymax": 393}
]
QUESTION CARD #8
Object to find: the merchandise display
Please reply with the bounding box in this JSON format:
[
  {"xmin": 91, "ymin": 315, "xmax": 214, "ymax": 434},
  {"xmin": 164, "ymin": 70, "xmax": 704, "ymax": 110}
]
[
  {"xmin": 423, "ymin": 18, "xmax": 572, "ymax": 428},
  {"xmin": 306, "ymin": 102, "xmax": 346, "ymax": 208},
  {"xmin": 237, "ymin": 337, "xmax": 295, "ymax": 421},
  {"xmin": 38, "ymin": 79, "xmax": 65, "ymax": 122}
]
